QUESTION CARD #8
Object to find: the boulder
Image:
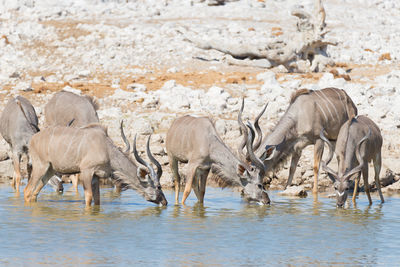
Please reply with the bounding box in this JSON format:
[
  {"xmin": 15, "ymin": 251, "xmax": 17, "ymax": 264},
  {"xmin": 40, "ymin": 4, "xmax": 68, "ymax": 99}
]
[
  {"xmin": 278, "ymin": 185, "xmax": 308, "ymax": 197},
  {"xmin": 0, "ymin": 159, "xmax": 13, "ymax": 179}
]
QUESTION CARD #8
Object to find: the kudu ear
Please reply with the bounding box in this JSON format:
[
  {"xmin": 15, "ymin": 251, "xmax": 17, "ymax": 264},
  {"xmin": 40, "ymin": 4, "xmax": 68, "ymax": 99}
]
[
  {"xmin": 261, "ymin": 145, "xmax": 276, "ymax": 161},
  {"xmin": 326, "ymin": 173, "xmax": 337, "ymax": 183},
  {"xmin": 137, "ymin": 167, "xmax": 149, "ymax": 181},
  {"xmin": 237, "ymin": 164, "xmax": 246, "ymax": 176}
]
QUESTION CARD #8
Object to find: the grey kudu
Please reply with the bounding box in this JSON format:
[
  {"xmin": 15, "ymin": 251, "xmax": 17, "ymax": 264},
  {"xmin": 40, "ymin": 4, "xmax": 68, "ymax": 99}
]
[
  {"xmin": 44, "ymin": 90, "xmax": 100, "ymax": 191},
  {"xmin": 320, "ymin": 115, "xmax": 384, "ymax": 207},
  {"xmin": 24, "ymin": 123, "xmax": 167, "ymax": 206},
  {"xmin": 0, "ymin": 96, "xmax": 60, "ymax": 192},
  {"xmin": 240, "ymin": 88, "xmax": 358, "ymax": 194},
  {"xmin": 166, "ymin": 115, "xmax": 270, "ymax": 205}
]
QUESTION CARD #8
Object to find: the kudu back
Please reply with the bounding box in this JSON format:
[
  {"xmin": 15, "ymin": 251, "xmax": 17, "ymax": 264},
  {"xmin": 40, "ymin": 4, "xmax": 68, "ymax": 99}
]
[
  {"xmin": 0, "ymin": 96, "xmax": 39, "ymax": 191},
  {"xmin": 320, "ymin": 115, "xmax": 384, "ymax": 207},
  {"xmin": 246, "ymin": 88, "xmax": 357, "ymax": 193},
  {"xmin": 45, "ymin": 90, "xmax": 99, "ymax": 127},
  {"xmin": 24, "ymin": 124, "xmax": 167, "ymax": 207},
  {"xmin": 166, "ymin": 115, "xmax": 270, "ymax": 205}
]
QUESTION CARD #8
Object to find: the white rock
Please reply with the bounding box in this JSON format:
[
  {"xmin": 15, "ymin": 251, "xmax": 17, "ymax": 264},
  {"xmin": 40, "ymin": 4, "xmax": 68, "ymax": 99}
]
[
  {"xmin": 62, "ymin": 86, "xmax": 81, "ymax": 95},
  {"xmin": 133, "ymin": 118, "xmax": 153, "ymax": 135},
  {"xmin": 127, "ymin": 83, "xmax": 146, "ymax": 92},
  {"xmin": 277, "ymin": 185, "xmax": 308, "ymax": 197}
]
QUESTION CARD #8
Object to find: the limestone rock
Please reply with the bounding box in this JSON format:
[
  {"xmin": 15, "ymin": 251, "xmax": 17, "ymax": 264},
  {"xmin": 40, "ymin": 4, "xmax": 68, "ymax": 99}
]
[{"xmin": 278, "ymin": 185, "xmax": 308, "ymax": 197}]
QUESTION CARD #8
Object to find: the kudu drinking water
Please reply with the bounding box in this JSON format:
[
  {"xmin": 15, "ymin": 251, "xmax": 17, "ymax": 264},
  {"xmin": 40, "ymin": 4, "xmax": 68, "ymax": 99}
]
[
  {"xmin": 44, "ymin": 91, "xmax": 100, "ymax": 191},
  {"xmin": 166, "ymin": 115, "xmax": 270, "ymax": 205},
  {"xmin": 320, "ymin": 115, "xmax": 384, "ymax": 207},
  {"xmin": 240, "ymin": 88, "xmax": 358, "ymax": 193},
  {"xmin": 0, "ymin": 96, "xmax": 39, "ymax": 192},
  {"xmin": 24, "ymin": 124, "xmax": 167, "ymax": 206}
]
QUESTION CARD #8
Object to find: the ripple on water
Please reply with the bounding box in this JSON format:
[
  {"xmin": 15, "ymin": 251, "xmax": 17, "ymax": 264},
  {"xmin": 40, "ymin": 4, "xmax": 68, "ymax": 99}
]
[{"xmin": 0, "ymin": 183, "xmax": 400, "ymax": 266}]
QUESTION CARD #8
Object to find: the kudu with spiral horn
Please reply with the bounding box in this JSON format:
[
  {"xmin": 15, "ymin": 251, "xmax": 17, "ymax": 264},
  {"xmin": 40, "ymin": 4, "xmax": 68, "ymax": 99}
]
[
  {"xmin": 237, "ymin": 98, "xmax": 268, "ymax": 163},
  {"xmin": 133, "ymin": 134, "xmax": 164, "ymax": 196},
  {"xmin": 25, "ymin": 123, "xmax": 168, "ymax": 207},
  {"xmin": 166, "ymin": 115, "xmax": 270, "ymax": 205},
  {"xmin": 320, "ymin": 115, "xmax": 384, "ymax": 207}
]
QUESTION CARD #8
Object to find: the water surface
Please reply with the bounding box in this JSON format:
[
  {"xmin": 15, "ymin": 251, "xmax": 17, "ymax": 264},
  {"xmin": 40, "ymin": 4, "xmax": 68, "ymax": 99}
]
[{"xmin": 0, "ymin": 183, "xmax": 399, "ymax": 266}]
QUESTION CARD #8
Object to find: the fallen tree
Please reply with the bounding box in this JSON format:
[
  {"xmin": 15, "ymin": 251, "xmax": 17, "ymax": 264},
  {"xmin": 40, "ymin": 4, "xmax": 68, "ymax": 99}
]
[{"xmin": 185, "ymin": 0, "xmax": 337, "ymax": 72}]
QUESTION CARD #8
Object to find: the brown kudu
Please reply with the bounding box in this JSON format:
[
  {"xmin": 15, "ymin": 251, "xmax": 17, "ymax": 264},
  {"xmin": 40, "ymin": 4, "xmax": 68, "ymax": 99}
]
[
  {"xmin": 240, "ymin": 88, "xmax": 358, "ymax": 194},
  {"xmin": 166, "ymin": 115, "xmax": 270, "ymax": 205},
  {"xmin": 320, "ymin": 115, "xmax": 384, "ymax": 207},
  {"xmin": 24, "ymin": 124, "xmax": 167, "ymax": 207},
  {"xmin": 0, "ymin": 96, "xmax": 40, "ymax": 192},
  {"xmin": 44, "ymin": 91, "xmax": 100, "ymax": 191}
]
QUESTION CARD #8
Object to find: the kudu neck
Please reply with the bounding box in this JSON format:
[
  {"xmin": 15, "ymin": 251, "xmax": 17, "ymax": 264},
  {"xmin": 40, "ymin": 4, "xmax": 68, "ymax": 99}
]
[
  {"xmin": 209, "ymin": 136, "xmax": 242, "ymax": 186},
  {"xmin": 260, "ymin": 114, "xmax": 296, "ymax": 152},
  {"xmin": 106, "ymin": 139, "xmax": 145, "ymax": 195}
]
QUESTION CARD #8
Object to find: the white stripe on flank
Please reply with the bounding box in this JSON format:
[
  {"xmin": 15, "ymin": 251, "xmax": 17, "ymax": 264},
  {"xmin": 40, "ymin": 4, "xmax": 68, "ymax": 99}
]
[
  {"xmin": 63, "ymin": 129, "xmax": 78, "ymax": 160},
  {"xmin": 332, "ymin": 89, "xmax": 347, "ymax": 114},
  {"xmin": 314, "ymin": 90, "xmax": 334, "ymax": 121},
  {"xmin": 315, "ymin": 102, "xmax": 328, "ymax": 122},
  {"xmin": 76, "ymin": 131, "xmax": 86, "ymax": 159},
  {"xmin": 48, "ymin": 127, "xmax": 56, "ymax": 156},
  {"xmin": 319, "ymin": 90, "xmax": 340, "ymax": 122}
]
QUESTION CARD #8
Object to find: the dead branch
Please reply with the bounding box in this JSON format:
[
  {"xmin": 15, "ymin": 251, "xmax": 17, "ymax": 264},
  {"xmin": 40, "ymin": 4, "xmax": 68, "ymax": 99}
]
[{"xmin": 184, "ymin": 0, "xmax": 337, "ymax": 72}]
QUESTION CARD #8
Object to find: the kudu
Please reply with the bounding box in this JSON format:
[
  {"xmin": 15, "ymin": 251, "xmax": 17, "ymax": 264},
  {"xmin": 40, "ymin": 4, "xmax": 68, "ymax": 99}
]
[
  {"xmin": 241, "ymin": 88, "xmax": 358, "ymax": 193},
  {"xmin": 0, "ymin": 96, "xmax": 39, "ymax": 192},
  {"xmin": 320, "ymin": 115, "xmax": 384, "ymax": 207},
  {"xmin": 24, "ymin": 124, "xmax": 167, "ymax": 207},
  {"xmin": 44, "ymin": 91, "xmax": 100, "ymax": 191},
  {"xmin": 166, "ymin": 115, "xmax": 270, "ymax": 205},
  {"xmin": 0, "ymin": 96, "xmax": 62, "ymax": 192}
]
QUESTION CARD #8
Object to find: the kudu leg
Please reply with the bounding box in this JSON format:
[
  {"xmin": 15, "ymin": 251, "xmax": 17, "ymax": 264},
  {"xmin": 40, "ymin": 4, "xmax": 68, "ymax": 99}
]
[
  {"xmin": 352, "ymin": 175, "xmax": 360, "ymax": 203},
  {"xmin": 362, "ymin": 167, "xmax": 372, "ymax": 205},
  {"xmin": 70, "ymin": 173, "xmax": 79, "ymax": 191},
  {"xmin": 26, "ymin": 154, "xmax": 32, "ymax": 181},
  {"xmin": 192, "ymin": 172, "xmax": 201, "ymax": 201},
  {"xmin": 312, "ymin": 139, "xmax": 324, "ymax": 194},
  {"xmin": 92, "ymin": 176, "xmax": 100, "ymax": 206},
  {"xmin": 81, "ymin": 170, "xmax": 95, "ymax": 206},
  {"xmin": 169, "ymin": 156, "xmax": 181, "ymax": 204},
  {"xmin": 24, "ymin": 163, "xmax": 54, "ymax": 202},
  {"xmin": 198, "ymin": 169, "xmax": 210, "ymax": 204},
  {"xmin": 285, "ymin": 152, "xmax": 301, "ymax": 189},
  {"xmin": 374, "ymin": 153, "xmax": 384, "ymax": 203},
  {"xmin": 12, "ymin": 153, "xmax": 22, "ymax": 192},
  {"xmin": 181, "ymin": 163, "xmax": 198, "ymax": 205}
]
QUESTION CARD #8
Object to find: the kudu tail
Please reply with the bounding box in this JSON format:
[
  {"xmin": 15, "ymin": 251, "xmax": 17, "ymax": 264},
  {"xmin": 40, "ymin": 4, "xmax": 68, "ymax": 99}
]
[{"xmin": 15, "ymin": 98, "xmax": 40, "ymax": 132}]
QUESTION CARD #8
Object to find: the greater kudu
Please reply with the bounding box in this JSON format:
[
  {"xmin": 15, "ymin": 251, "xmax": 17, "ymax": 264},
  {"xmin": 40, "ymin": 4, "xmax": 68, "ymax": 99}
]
[
  {"xmin": 244, "ymin": 88, "xmax": 358, "ymax": 193},
  {"xmin": 0, "ymin": 96, "xmax": 39, "ymax": 192},
  {"xmin": 166, "ymin": 115, "xmax": 270, "ymax": 205},
  {"xmin": 320, "ymin": 115, "xmax": 384, "ymax": 207},
  {"xmin": 44, "ymin": 91, "xmax": 100, "ymax": 191},
  {"xmin": 24, "ymin": 124, "xmax": 167, "ymax": 206}
]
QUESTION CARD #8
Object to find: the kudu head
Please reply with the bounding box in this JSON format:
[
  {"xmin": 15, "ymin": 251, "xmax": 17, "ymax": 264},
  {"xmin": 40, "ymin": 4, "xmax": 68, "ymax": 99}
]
[
  {"xmin": 238, "ymin": 121, "xmax": 271, "ymax": 205},
  {"xmin": 320, "ymin": 128, "xmax": 370, "ymax": 208},
  {"xmin": 133, "ymin": 134, "xmax": 168, "ymax": 206},
  {"xmin": 120, "ymin": 121, "xmax": 167, "ymax": 206}
]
